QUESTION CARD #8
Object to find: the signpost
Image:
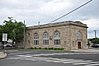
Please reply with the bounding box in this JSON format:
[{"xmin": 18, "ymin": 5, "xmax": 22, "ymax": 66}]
[
  {"xmin": 2, "ymin": 33, "xmax": 7, "ymax": 41},
  {"xmin": 2, "ymin": 33, "xmax": 7, "ymax": 49}
]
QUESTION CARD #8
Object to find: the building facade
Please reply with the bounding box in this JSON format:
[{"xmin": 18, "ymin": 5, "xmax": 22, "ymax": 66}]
[{"xmin": 25, "ymin": 21, "xmax": 88, "ymax": 50}]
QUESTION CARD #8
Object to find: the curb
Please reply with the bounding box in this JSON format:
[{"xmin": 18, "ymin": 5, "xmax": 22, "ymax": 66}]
[
  {"xmin": 0, "ymin": 52, "xmax": 7, "ymax": 59},
  {"xmin": 70, "ymin": 50, "xmax": 99, "ymax": 53}
]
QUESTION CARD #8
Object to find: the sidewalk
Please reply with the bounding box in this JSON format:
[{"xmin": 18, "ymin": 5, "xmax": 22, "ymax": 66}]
[
  {"xmin": 71, "ymin": 48, "xmax": 99, "ymax": 53},
  {"xmin": 0, "ymin": 51, "xmax": 7, "ymax": 59}
]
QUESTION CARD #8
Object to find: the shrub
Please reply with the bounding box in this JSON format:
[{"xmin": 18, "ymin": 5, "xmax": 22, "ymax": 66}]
[{"xmin": 29, "ymin": 47, "xmax": 64, "ymax": 50}]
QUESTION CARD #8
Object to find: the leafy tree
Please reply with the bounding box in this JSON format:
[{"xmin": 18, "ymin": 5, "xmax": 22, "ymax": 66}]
[
  {"xmin": 89, "ymin": 38, "xmax": 99, "ymax": 44},
  {"xmin": 1, "ymin": 17, "xmax": 25, "ymax": 47},
  {"xmin": 0, "ymin": 25, "xmax": 3, "ymax": 42}
]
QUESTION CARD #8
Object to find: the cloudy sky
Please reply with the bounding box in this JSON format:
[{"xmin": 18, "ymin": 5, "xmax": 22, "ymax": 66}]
[{"xmin": 0, "ymin": 0, "xmax": 99, "ymax": 38}]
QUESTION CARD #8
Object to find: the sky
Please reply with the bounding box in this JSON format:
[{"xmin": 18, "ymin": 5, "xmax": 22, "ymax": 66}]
[{"xmin": 0, "ymin": 0, "xmax": 99, "ymax": 38}]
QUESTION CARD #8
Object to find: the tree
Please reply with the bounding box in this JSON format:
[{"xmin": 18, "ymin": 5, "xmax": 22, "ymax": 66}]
[
  {"xmin": 0, "ymin": 25, "xmax": 3, "ymax": 42},
  {"xmin": 1, "ymin": 17, "xmax": 25, "ymax": 47},
  {"xmin": 89, "ymin": 38, "xmax": 99, "ymax": 44}
]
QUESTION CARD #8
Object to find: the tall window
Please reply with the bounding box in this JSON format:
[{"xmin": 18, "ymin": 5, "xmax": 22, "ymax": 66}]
[
  {"xmin": 34, "ymin": 33, "xmax": 39, "ymax": 45},
  {"xmin": 76, "ymin": 31, "xmax": 82, "ymax": 39},
  {"xmin": 43, "ymin": 32, "xmax": 49, "ymax": 45},
  {"xmin": 54, "ymin": 31, "xmax": 60, "ymax": 45}
]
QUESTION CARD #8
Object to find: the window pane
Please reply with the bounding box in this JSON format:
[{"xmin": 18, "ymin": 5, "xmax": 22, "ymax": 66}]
[
  {"xmin": 43, "ymin": 32, "xmax": 49, "ymax": 45},
  {"xmin": 54, "ymin": 39, "xmax": 60, "ymax": 45},
  {"xmin": 34, "ymin": 33, "xmax": 39, "ymax": 45},
  {"xmin": 43, "ymin": 40, "xmax": 49, "ymax": 45},
  {"xmin": 76, "ymin": 31, "xmax": 82, "ymax": 39},
  {"xmin": 54, "ymin": 31, "xmax": 60, "ymax": 39},
  {"xmin": 43, "ymin": 32, "xmax": 49, "ymax": 39},
  {"xmin": 34, "ymin": 33, "xmax": 39, "ymax": 39},
  {"xmin": 34, "ymin": 40, "xmax": 39, "ymax": 45},
  {"xmin": 54, "ymin": 31, "xmax": 60, "ymax": 45}
]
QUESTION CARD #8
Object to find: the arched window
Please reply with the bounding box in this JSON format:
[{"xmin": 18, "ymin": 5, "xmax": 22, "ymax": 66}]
[
  {"xmin": 53, "ymin": 31, "xmax": 60, "ymax": 45},
  {"xmin": 43, "ymin": 32, "xmax": 49, "ymax": 45},
  {"xmin": 76, "ymin": 31, "xmax": 82, "ymax": 39},
  {"xmin": 34, "ymin": 33, "xmax": 39, "ymax": 45}
]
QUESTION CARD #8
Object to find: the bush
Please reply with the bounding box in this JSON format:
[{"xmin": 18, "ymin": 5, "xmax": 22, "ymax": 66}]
[
  {"xmin": 29, "ymin": 47, "xmax": 64, "ymax": 50},
  {"xmin": 48, "ymin": 48, "xmax": 53, "ymax": 50},
  {"xmin": 38, "ymin": 47, "xmax": 41, "ymax": 49}
]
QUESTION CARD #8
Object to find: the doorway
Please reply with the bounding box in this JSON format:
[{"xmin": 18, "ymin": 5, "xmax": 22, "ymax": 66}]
[{"xmin": 78, "ymin": 42, "xmax": 81, "ymax": 49}]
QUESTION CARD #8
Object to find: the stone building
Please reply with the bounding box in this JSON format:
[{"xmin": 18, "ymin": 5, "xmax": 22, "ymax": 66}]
[{"xmin": 25, "ymin": 21, "xmax": 88, "ymax": 50}]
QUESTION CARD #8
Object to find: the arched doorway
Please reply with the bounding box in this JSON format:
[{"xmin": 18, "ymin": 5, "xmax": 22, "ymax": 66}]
[{"xmin": 78, "ymin": 42, "xmax": 81, "ymax": 49}]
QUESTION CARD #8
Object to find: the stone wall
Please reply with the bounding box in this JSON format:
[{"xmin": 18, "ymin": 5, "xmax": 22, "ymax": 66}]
[{"xmin": 25, "ymin": 21, "xmax": 88, "ymax": 50}]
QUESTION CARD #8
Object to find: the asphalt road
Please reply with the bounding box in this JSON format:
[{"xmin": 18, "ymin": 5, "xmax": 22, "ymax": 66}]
[{"xmin": 0, "ymin": 50, "xmax": 99, "ymax": 66}]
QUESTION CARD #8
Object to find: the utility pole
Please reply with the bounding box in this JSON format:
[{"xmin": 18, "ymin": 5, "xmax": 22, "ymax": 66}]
[
  {"xmin": 38, "ymin": 21, "xmax": 40, "ymax": 25},
  {"xmin": 94, "ymin": 30, "xmax": 97, "ymax": 38},
  {"xmin": 23, "ymin": 20, "xmax": 26, "ymax": 48}
]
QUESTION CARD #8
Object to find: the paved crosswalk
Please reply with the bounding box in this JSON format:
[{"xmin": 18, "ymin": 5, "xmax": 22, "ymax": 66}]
[
  {"xmin": 31, "ymin": 52, "xmax": 99, "ymax": 57},
  {"xmin": 6, "ymin": 54, "xmax": 99, "ymax": 66}
]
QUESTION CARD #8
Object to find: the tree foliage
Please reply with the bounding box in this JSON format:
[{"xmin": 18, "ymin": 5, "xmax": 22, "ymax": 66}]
[
  {"xmin": 0, "ymin": 25, "xmax": 3, "ymax": 41},
  {"xmin": 0, "ymin": 17, "xmax": 25, "ymax": 45},
  {"xmin": 89, "ymin": 38, "xmax": 99, "ymax": 44}
]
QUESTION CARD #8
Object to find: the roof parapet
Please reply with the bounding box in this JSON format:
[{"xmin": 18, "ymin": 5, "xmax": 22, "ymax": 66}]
[{"xmin": 27, "ymin": 21, "xmax": 88, "ymax": 30}]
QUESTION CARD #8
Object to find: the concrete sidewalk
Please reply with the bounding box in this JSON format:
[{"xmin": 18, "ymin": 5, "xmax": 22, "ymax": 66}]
[
  {"xmin": 0, "ymin": 51, "xmax": 7, "ymax": 59},
  {"xmin": 71, "ymin": 48, "xmax": 99, "ymax": 53}
]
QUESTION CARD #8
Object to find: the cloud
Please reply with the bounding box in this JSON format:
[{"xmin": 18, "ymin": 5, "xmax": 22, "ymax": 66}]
[
  {"xmin": 0, "ymin": 0, "xmax": 92, "ymax": 24},
  {"xmin": 0, "ymin": 0, "xmax": 99, "ymax": 38},
  {"xmin": 82, "ymin": 19, "xmax": 99, "ymax": 38},
  {"xmin": 82, "ymin": 18, "xmax": 99, "ymax": 30},
  {"xmin": 38, "ymin": 0, "xmax": 72, "ymax": 15}
]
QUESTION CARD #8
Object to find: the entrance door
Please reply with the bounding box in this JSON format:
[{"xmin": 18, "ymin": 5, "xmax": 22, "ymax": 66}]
[{"xmin": 78, "ymin": 42, "xmax": 81, "ymax": 49}]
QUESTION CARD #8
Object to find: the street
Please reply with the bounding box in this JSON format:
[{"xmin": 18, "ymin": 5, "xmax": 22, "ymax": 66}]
[{"xmin": 0, "ymin": 50, "xmax": 99, "ymax": 66}]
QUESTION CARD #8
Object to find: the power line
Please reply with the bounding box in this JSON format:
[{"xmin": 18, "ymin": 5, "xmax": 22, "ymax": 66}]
[{"xmin": 51, "ymin": 0, "xmax": 93, "ymax": 22}]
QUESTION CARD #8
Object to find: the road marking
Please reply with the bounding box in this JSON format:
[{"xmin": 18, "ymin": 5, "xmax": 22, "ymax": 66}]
[
  {"xmin": 7, "ymin": 56, "xmax": 99, "ymax": 66},
  {"xmin": 6, "ymin": 54, "xmax": 99, "ymax": 66},
  {"xmin": 73, "ymin": 62, "xmax": 89, "ymax": 65},
  {"xmin": 31, "ymin": 53, "xmax": 99, "ymax": 57},
  {"xmin": 17, "ymin": 55, "xmax": 32, "ymax": 57},
  {"xmin": 85, "ymin": 63, "xmax": 99, "ymax": 66}
]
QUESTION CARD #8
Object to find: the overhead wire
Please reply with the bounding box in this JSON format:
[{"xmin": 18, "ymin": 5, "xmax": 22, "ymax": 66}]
[{"xmin": 51, "ymin": 0, "xmax": 93, "ymax": 22}]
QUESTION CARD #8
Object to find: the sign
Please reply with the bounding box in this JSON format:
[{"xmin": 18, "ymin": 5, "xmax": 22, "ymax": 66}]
[{"xmin": 2, "ymin": 33, "xmax": 7, "ymax": 41}]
